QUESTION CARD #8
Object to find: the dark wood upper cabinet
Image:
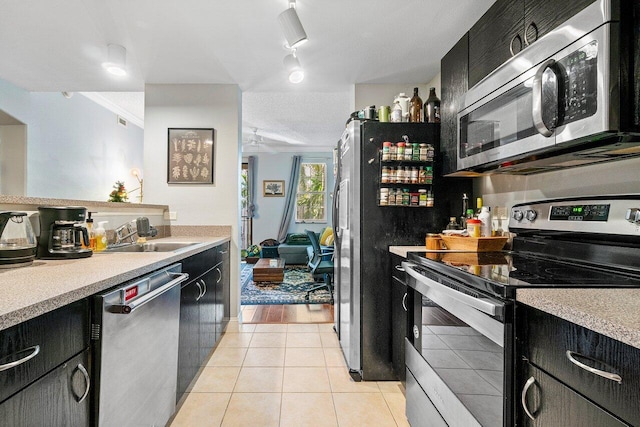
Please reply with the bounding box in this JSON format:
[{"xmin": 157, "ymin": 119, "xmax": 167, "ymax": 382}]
[
  {"xmin": 468, "ymin": 0, "xmax": 523, "ymax": 88},
  {"xmin": 468, "ymin": 0, "xmax": 596, "ymax": 88},
  {"xmin": 440, "ymin": 33, "xmax": 468, "ymax": 176},
  {"xmin": 524, "ymin": 0, "xmax": 595, "ymax": 45}
]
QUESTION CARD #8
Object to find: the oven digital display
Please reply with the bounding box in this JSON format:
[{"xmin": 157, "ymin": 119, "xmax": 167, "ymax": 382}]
[{"xmin": 549, "ymin": 204, "xmax": 610, "ymax": 221}]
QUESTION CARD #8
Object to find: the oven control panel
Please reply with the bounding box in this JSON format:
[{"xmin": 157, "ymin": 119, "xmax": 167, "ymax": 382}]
[
  {"xmin": 549, "ymin": 204, "xmax": 610, "ymax": 221},
  {"xmin": 509, "ymin": 197, "xmax": 640, "ymax": 235}
]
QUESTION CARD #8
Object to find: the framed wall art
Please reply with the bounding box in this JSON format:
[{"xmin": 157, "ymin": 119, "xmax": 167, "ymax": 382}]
[
  {"xmin": 263, "ymin": 180, "xmax": 285, "ymax": 197},
  {"xmin": 168, "ymin": 128, "xmax": 214, "ymax": 184}
]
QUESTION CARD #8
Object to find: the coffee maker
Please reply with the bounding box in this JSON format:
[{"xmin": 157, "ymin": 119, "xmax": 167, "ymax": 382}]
[{"xmin": 37, "ymin": 206, "xmax": 92, "ymax": 259}]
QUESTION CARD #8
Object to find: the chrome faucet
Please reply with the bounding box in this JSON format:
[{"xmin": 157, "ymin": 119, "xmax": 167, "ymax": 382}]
[
  {"xmin": 113, "ymin": 217, "xmax": 157, "ymax": 246},
  {"xmin": 114, "ymin": 221, "xmax": 137, "ymax": 245}
]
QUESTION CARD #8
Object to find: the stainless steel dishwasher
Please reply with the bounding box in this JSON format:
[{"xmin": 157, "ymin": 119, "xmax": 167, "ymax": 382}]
[{"xmin": 91, "ymin": 263, "xmax": 189, "ymax": 427}]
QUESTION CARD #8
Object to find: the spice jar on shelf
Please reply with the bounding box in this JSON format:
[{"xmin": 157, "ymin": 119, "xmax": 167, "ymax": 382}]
[
  {"xmin": 382, "ymin": 142, "xmax": 392, "ymax": 161},
  {"xmin": 381, "ymin": 166, "xmax": 390, "ymax": 183},
  {"xmin": 418, "ymin": 189, "xmax": 427, "ymax": 206},
  {"xmin": 424, "ymin": 166, "xmax": 433, "ymax": 184},
  {"xmin": 419, "ymin": 143, "xmax": 428, "ymax": 161},
  {"xmin": 404, "ymin": 143, "xmax": 413, "ymax": 161},
  {"xmin": 410, "ymin": 167, "xmax": 419, "ymax": 184},
  {"xmin": 396, "ymin": 142, "xmax": 405, "ymax": 160},
  {"xmin": 412, "ymin": 143, "xmax": 420, "ymax": 160}
]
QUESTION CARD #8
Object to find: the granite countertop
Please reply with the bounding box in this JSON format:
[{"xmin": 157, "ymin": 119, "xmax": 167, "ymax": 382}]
[
  {"xmin": 389, "ymin": 246, "xmax": 426, "ymax": 258},
  {"xmin": 0, "ymin": 236, "xmax": 230, "ymax": 331},
  {"xmin": 517, "ymin": 288, "xmax": 640, "ymax": 349}
]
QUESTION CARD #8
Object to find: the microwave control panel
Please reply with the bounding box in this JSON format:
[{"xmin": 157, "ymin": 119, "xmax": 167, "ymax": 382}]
[{"xmin": 555, "ymin": 40, "xmax": 598, "ymax": 125}]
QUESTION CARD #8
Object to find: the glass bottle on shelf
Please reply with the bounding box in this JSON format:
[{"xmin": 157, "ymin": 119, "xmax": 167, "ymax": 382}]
[
  {"xmin": 424, "ymin": 87, "xmax": 441, "ymax": 123},
  {"xmin": 460, "ymin": 193, "xmax": 470, "ymax": 229},
  {"xmin": 446, "ymin": 217, "xmax": 460, "ymax": 230},
  {"xmin": 409, "ymin": 87, "xmax": 423, "ymax": 123}
]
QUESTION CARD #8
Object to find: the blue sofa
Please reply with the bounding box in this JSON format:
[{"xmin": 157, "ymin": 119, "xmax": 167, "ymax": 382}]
[{"xmin": 277, "ymin": 233, "xmax": 312, "ymax": 265}]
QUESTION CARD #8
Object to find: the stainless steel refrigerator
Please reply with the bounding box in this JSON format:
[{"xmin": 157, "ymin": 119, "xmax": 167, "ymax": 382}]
[{"xmin": 332, "ymin": 120, "xmax": 471, "ymax": 381}]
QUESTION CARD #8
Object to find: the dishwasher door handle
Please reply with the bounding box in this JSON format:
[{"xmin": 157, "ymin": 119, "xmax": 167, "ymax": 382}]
[{"xmin": 111, "ymin": 272, "xmax": 189, "ymax": 314}]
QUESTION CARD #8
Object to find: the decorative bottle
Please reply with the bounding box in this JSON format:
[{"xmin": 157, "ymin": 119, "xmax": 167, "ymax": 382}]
[
  {"xmin": 409, "ymin": 87, "xmax": 423, "ymax": 123},
  {"xmin": 424, "ymin": 87, "xmax": 441, "ymax": 123}
]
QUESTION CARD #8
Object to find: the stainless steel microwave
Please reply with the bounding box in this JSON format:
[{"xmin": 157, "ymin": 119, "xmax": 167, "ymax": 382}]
[{"xmin": 457, "ymin": 0, "xmax": 640, "ymax": 174}]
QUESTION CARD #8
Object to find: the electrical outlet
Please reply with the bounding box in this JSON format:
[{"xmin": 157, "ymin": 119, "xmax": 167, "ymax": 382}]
[{"xmin": 163, "ymin": 211, "xmax": 178, "ymax": 220}]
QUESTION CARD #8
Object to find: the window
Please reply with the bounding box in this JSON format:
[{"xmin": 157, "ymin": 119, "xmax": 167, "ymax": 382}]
[{"xmin": 295, "ymin": 162, "xmax": 326, "ymax": 222}]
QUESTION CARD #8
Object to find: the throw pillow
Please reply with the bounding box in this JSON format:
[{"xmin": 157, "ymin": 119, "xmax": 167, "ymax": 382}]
[{"xmin": 319, "ymin": 227, "xmax": 333, "ymax": 245}]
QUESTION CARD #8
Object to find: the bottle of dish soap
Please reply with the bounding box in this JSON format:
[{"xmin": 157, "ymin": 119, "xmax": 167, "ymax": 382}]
[
  {"xmin": 86, "ymin": 212, "xmax": 96, "ymax": 251},
  {"xmin": 95, "ymin": 221, "xmax": 108, "ymax": 252}
]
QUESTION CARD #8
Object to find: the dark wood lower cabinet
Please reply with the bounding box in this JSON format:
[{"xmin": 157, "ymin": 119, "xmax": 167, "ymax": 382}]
[
  {"xmin": 177, "ymin": 279, "xmax": 201, "ymax": 401},
  {"xmin": 390, "ymin": 254, "xmax": 408, "ymax": 382},
  {"xmin": 517, "ymin": 304, "xmax": 640, "ymax": 426},
  {"xmin": 176, "ymin": 244, "xmax": 231, "ymax": 404},
  {"xmin": 0, "ymin": 349, "xmax": 90, "ymax": 427},
  {"xmin": 520, "ymin": 363, "xmax": 628, "ymax": 426}
]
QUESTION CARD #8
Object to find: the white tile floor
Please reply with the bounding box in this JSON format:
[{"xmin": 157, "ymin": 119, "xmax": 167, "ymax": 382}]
[{"xmin": 170, "ymin": 321, "xmax": 409, "ymax": 427}]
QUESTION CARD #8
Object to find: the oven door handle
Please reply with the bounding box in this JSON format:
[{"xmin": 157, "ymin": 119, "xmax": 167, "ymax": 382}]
[{"xmin": 402, "ymin": 262, "xmax": 500, "ymax": 316}]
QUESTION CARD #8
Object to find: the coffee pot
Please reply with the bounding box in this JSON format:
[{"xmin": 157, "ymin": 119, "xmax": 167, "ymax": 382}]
[
  {"xmin": 0, "ymin": 212, "xmax": 37, "ymax": 267},
  {"xmin": 37, "ymin": 206, "xmax": 92, "ymax": 259}
]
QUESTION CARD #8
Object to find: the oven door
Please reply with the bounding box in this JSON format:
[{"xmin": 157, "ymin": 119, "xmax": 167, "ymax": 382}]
[{"xmin": 402, "ymin": 261, "xmax": 510, "ymax": 427}]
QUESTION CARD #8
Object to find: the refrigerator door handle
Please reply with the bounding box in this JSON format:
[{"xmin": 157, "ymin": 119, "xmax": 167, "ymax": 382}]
[{"xmin": 332, "ymin": 147, "xmax": 341, "ymax": 242}]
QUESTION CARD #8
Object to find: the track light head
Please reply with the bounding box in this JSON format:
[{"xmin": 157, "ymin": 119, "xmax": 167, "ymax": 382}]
[
  {"xmin": 102, "ymin": 44, "xmax": 127, "ymax": 76},
  {"xmin": 278, "ymin": 5, "xmax": 308, "ymax": 49},
  {"xmin": 283, "ymin": 53, "xmax": 304, "ymax": 83}
]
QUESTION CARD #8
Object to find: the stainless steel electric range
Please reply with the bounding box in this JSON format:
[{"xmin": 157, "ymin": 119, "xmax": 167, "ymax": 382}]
[{"xmin": 402, "ymin": 195, "xmax": 640, "ymax": 427}]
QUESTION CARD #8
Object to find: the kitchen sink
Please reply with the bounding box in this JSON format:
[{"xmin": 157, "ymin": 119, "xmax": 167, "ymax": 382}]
[{"xmin": 103, "ymin": 242, "xmax": 199, "ymax": 253}]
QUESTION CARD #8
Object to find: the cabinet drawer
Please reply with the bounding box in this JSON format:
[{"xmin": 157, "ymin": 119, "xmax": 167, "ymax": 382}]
[
  {"xmin": 0, "ymin": 349, "xmax": 90, "ymax": 427},
  {"xmin": 520, "ymin": 363, "xmax": 628, "ymax": 426},
  {"xmin": 0, "ymin": 299, "xmax": 89, "ymax": 403},
  {"xmin": 181, "ymin": 247, "xmax": 217, "ymax": 280},
  {"xmin": 521, "ymin": 305, "xmax": 640, "ymax": 425}
]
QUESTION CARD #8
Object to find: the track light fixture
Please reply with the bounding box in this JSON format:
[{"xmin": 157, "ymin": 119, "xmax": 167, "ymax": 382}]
[
  {"xmin": 102, "ymin": 44, "xmax": 127, "ymax": 76},
  {"xmin": 278, "ymin": 0, "xmax": 308, "ymax": 49},
  {"xmin": 283, "ymin": 50, "xmax": 304, "ymax": 83}
]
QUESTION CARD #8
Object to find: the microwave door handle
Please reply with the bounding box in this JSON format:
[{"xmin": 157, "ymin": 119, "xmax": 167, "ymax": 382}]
[{"xmin": 532, "ymin": 59, "xmax": 556, "ymax": 137}]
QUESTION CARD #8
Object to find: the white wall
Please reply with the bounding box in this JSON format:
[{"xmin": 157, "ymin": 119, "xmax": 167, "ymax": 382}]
[
  {"xmin": 0, "ymin": 78, "xmax": 144, "ymax": 200},
  {"xmin": 475, "ymin": 156, "xmax": 640, "ymax": 212},
  {"xmin": 247, "ymin": 151, "xmax": 334, "ymax": 244},
  {"xmin": 144, "ymin": 84, "xmax": 242, "ymax": 318}
]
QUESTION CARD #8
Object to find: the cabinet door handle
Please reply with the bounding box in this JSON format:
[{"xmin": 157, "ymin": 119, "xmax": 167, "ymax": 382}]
[
  {"xmin": 566, "ymin": 350, "xmax": 622, "ymax": 383},
  {"xmin": 199, "ymin": 279, "xmax": 207, "ymax": 298},
  {"xmin": 195, "ymin": 281, "xmax": 204, "ymax": 301},
  {"xmin": 509, "ymin": 33, "xmax": 523, "ymax": 56},
  {"xmin": 216, "ymin": 267, "xmax": 222, "ymax": 283},
  {"xmin": 524, "ymin": 22, "xmax": 538, "ymax": 46},
  {"xmin": 74, "ymin": 363, "xmax": 91, "ymax": 403},
  {"xmin": 394, "ymin": 265, "xmax": 405, "ymax": 272},
  {"xmin": 0, "ymin": 345, "xmax": 40, "ymax": 372},
  {"xmin": 521, "ymin": 376, "xmax": 537, "ymax": 421},
  {"xmin": 402, "ymin": 293, "xmax": 408, "ymax": 312}
]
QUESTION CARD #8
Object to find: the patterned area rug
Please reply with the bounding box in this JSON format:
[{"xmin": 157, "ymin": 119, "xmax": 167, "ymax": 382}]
[{"xmin": 240, "ymin": 262, "xmax": 332, "ymax": 305}]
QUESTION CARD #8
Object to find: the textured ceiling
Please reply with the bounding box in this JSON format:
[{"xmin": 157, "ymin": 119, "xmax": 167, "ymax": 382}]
[{"xmin": 0, "ymin": 0, "xmax": 495, "ymax": 151}]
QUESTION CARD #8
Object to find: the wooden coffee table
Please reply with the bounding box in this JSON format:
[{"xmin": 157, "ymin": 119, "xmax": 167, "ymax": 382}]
[{"xmin": 252, "ymin": 258, "xmax": 285, "ymax": 283}]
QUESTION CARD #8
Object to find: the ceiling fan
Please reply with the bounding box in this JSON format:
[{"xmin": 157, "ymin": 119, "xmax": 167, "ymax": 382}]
[{"xmin": 242, "ymin": 128, "xmax": 277, "ymax": 153}]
